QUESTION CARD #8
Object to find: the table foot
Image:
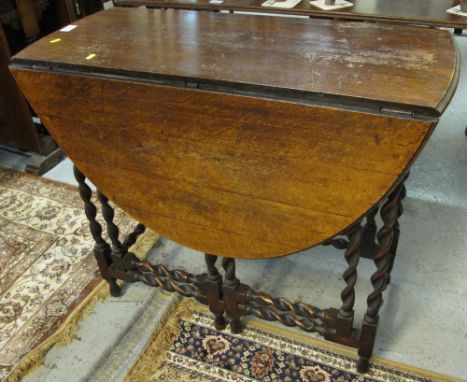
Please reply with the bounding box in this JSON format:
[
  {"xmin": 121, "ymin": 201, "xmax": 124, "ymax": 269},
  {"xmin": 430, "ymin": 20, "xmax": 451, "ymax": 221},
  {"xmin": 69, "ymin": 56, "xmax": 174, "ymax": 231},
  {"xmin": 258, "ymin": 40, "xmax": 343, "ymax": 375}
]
[
  {"xmin": 108, "ymin": 279, "xmax": 122, "ymax": 297},
  {"xmin": 229, "ymin": 318, "xmax": 244, "ymax": 334},
  {"xmin": 356, "ymin": 356, "xmax": 369, "ymax": 373},
  {"xmin": 214, "ymin": 315, "xmax": 228, "ymax": 330}
]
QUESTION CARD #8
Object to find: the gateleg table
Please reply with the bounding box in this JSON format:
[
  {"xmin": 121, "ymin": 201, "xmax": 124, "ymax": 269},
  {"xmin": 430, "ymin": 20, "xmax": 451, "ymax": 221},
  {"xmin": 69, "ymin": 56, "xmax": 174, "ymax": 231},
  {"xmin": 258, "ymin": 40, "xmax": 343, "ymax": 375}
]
[{"xmin": 10, "ymin": 8, "xmax": 459, "ymax": 372}]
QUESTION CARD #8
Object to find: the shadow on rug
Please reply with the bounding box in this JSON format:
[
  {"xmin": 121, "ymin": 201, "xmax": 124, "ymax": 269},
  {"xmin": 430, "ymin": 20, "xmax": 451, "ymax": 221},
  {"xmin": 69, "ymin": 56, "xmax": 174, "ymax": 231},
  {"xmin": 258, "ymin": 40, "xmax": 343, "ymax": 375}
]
[
  {"xmin": 0, "ymin": 168, "xmax": 157, "ymax": 382},
  {"xmin": 125, "ymin": 299, "xmax": 461, "ymax": 382}
]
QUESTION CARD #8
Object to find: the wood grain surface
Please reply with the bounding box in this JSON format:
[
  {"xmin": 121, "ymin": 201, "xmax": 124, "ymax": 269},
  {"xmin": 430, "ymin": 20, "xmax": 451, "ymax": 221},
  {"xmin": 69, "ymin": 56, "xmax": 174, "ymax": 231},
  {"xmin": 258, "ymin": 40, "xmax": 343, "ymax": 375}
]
[
  {"xmin": 116, "ymin": 0, "xmax": 467, "ymax": 29},
  {"xmin": 11, "ymin": 69, "xmax": 435, "ymax": 258},
  {"xmin": 11, "ymin": 8, "xmax": 459, "ymax": 117},
  {"xmin": 10, "ymin": 8, "xmax": 458, "ymax": 258}
]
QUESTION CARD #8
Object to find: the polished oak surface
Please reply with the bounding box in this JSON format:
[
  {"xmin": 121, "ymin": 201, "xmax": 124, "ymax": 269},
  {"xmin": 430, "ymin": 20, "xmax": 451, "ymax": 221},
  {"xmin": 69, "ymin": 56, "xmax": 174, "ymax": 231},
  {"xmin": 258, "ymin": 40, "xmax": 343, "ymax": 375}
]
[
  {"xmin": 117, "ymin": 0, "xmax": 467, "ymax": 29},
  {"xmin": 10, "ymin": 9, "xmax": 458, "ymax": 258},
  {"xmin": 11, "ymin": 70, "xmax": 434, "ymax": 258},
  {"xmin": 12, "ymin": 8, "xmax": 458, "ymax": 116}
]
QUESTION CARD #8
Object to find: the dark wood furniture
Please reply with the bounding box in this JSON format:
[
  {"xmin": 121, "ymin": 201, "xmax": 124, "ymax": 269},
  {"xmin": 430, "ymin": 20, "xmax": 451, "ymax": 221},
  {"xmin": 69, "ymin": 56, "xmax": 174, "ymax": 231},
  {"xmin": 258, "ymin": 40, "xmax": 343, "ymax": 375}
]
[
  {"xmin": 0, "ymin": 0, "xmax": 103, "ymax": 174},
  {"xmin": 77, "ymin": 0, "xmax": 104, "ymax": 19},
  {"xmin": 115, "ymin": 0, "xmax": 467, "ymax": 31},
  {"xmin": 1, "ymin": 20, "xmax": 65, "ymax": 174},
  {"xmin": 10, "ymin": 8, "xmax": 459, "ymax": 372},
  {"xmin": 0, "ymin": 22, "xmax": 38, "ymax": 152}
]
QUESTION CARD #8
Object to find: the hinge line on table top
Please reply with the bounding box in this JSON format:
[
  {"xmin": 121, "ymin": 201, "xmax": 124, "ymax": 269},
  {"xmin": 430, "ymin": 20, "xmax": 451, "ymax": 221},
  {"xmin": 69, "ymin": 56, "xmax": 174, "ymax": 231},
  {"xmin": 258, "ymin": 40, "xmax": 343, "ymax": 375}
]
[{"xmin": 10, "ymin": 58, "xmax": 438, "ymax": 122}]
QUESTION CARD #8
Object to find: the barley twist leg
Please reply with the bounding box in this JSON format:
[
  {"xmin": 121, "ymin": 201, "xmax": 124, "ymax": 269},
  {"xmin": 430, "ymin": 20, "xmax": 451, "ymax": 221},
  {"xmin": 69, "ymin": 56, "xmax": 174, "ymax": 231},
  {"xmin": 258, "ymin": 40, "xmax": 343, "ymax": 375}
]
[
  {"xmin": 222, "ymin": 257, "xmax": 243, "ymax": 333},
  {"xmin": 73, "ymin": 165, "xmax": 121, "ymax": 297},
  {"xmin": 203, "ymin": 254, "xmax": 227, "ymax": 330},
  {"xmin": 337, "ymin": 222, "xmax": 362, "ymax": 336},
  {"xmin": 96, "ymin": 190, "xmax": 127, "ymax": 257},
  {"xmin": 357, "ymin": 182, "xmax": 404, "ymax": 373},
  {"xmin": 387, "ymin": 181, "xmax": 407, "ymax": 284}
]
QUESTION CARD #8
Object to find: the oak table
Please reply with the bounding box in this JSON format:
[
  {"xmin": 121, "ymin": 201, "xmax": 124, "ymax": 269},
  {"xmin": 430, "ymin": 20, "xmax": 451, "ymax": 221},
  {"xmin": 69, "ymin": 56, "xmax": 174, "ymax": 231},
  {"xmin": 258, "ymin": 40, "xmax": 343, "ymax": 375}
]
[
  {"xmin": 10, "ymin": 8, "xmax": 459, "ymax": 372},
  {"xmin": 115, "ymin": 0, "xmax": 467, "ymax": 31}
]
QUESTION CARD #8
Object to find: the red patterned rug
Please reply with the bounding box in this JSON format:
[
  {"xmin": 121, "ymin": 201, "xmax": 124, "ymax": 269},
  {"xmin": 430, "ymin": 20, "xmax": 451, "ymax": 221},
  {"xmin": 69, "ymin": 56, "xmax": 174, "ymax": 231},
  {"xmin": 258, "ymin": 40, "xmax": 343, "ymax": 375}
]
[{"xmin": 0, "ymin": 168, "xmax": 152, "ymax": 381}]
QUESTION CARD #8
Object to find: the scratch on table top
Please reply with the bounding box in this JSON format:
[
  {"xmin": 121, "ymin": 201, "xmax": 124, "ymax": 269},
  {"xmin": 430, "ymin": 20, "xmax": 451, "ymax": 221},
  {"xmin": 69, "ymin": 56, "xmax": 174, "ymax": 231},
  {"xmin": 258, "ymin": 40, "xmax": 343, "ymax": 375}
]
[{"xmin": 343, "ymin": 49, "xmax": 435, "ymax": 70}]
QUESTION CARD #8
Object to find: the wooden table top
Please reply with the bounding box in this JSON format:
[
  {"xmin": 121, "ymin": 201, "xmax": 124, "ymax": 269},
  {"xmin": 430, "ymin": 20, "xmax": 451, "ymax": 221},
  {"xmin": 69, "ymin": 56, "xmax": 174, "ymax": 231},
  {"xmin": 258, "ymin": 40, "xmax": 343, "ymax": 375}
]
[
  {"xmin": 10, "ymin": 9, "xmax": 460, "ymax": 258},
  {"xmin": 12, "ymin": 8, "xmax": 458, "ymax": 117},
  {"xmin": 116, "ymin": 0, "xmax": 467, "ymax": 29}
]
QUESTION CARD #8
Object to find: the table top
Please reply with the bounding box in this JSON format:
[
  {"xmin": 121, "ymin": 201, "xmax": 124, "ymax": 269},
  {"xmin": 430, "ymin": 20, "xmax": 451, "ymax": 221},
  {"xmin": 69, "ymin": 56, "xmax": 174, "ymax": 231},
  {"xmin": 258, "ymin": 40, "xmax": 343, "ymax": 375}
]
[
  {"xmin": 10, "ymin": 9, "xmax": 460, "ymax": 258},
  {"xmin": 12, "ymin": 8, "xmax": 459, "ymax": 117},
  {"xmin": 116, "ymin": 0, "xmax": 467, "ymax": 29}
]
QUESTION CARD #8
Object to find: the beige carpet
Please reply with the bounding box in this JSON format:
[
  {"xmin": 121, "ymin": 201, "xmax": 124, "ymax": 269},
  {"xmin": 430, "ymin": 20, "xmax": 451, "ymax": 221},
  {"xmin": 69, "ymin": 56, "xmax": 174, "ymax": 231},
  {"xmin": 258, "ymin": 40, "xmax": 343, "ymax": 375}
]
[
  {"xmin": 125, "ymin": 299, "xmax": 462, "ymax": 382},
  {"xmin": 0, "ymin": 168, "xmax": 146, "ymax": 381}
]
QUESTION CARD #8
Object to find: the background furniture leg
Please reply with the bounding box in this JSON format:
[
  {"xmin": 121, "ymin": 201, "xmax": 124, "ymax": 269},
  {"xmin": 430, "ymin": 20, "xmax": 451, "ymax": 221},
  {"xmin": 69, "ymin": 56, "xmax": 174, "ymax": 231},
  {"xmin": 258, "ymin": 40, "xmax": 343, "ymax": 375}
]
[
  {"xmin": 357, "ymin": 182, "xmax": 404, "ymax": 373},
  {"xmin": 73, "ymin": 165, "xmax": 121, "ymax": 296},
  {"xmin": 15, "ymin": 0, "xmax": 41, "ymax": 44}
]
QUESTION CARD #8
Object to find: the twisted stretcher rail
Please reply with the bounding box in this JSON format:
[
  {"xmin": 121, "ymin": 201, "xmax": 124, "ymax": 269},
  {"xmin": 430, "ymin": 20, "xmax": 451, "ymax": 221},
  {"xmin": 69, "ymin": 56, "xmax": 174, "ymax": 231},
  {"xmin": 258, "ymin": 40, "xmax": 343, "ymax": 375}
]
[{"xmin": 73, "ymin": 165, "xmax": 406, "ymax": 373}]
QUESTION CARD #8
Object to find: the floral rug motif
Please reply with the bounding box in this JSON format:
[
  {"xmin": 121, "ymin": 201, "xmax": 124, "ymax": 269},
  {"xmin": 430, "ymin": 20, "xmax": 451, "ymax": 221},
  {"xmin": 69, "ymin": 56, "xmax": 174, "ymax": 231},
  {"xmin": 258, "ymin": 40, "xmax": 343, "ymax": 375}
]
[
  {"xmin": 0, "ymin": 168, "xmax": 138, "ymax": 381},
  {"xmin": 126, "ymin": 301, "xmax": 460, "ymax": 382}
]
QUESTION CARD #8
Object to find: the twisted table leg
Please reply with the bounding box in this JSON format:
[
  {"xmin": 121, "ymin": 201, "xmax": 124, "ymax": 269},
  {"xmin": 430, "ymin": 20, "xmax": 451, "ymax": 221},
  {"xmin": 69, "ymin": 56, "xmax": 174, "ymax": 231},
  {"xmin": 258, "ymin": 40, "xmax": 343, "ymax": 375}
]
[
  {"xmin": 198, "ymin": 254, "xmax": 227, "ymax": 330},
  {"xmin": 222, "ymin": 257, "xmax": 244, "ymax": 333},
  {"xmin": 360, "ymin": 206, "xmax": 378, "ymax": 259},
  {"xmin": 96, "ymin": 190, "xmax": 127, "ymax": 257},
  {"xmin": 337, "ymin": 222, "xmax": 362, "ymax": 337},
  {"xmin": 73, "ymin": 166, "xmax": 121, "ymax": 297},
  {"xmin": 357, "ymin": 182, "xmax": 405, "ymax": 373},
  {"xmin": 123, "ymin": 223, "xmax": 146, "ymax": 249},
  {"xmin": 387, "ymin": 180, "xmax": 407, "ymax": 284},
  {"xmin": 96, "ymin": 190, "xmax": 150, "ymax": 287}
]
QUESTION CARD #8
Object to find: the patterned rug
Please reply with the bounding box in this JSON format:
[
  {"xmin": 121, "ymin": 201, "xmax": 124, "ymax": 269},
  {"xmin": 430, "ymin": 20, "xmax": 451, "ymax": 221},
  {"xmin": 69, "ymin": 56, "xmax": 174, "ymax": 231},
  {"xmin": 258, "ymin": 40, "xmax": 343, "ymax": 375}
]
[
  {"xmin": 125, "ymin": 300, "xmax": 461, "ymax": 382},
  {"xmin": 0, "ymin": 168, "xmax": 155, "ymax": 382}
]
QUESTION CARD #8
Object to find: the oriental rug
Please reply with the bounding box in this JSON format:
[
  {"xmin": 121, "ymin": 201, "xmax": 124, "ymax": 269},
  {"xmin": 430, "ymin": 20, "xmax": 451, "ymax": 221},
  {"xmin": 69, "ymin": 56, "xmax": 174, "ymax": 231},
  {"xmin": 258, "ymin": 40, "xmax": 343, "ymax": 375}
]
[
  {"xmin": 125, "ymin": 300, "xmax": 461, "ymax": 382},
  {"xmin": 0, "ymin": 168, "xmax": 156, "ymax": 382}
]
